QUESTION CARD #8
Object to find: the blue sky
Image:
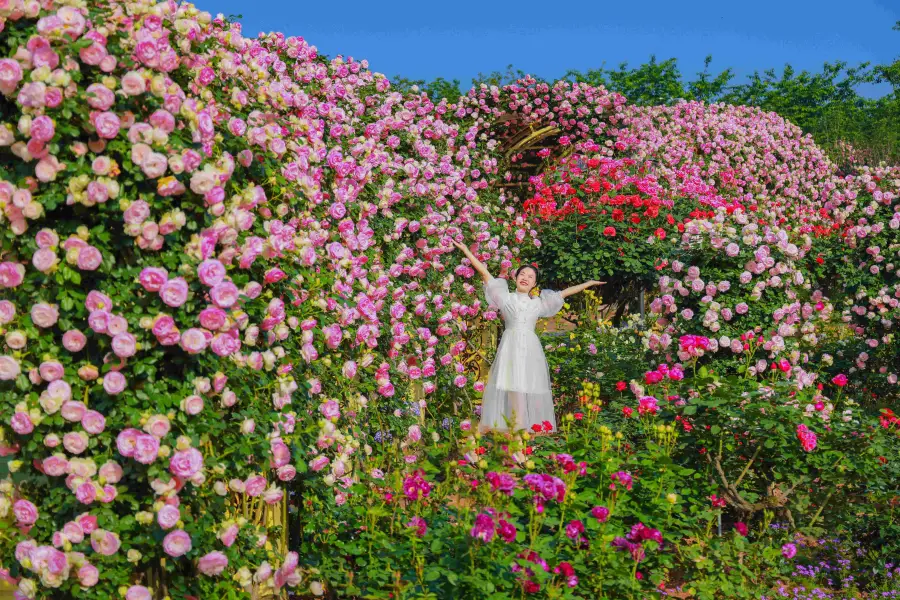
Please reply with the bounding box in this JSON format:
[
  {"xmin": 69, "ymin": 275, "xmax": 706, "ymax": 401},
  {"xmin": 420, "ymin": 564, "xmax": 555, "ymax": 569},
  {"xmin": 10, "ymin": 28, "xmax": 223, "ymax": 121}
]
[{"xmin": 194, "ymin": 0, "xmax": 899, "ymax": 97}]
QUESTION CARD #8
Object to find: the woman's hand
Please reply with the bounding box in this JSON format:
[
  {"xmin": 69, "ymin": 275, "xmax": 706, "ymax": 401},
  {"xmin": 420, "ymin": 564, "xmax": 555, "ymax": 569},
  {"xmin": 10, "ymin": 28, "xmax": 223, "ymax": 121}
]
[{"xmin": 586, "ymin": 280, "xmax": 606, "ymax": 287}]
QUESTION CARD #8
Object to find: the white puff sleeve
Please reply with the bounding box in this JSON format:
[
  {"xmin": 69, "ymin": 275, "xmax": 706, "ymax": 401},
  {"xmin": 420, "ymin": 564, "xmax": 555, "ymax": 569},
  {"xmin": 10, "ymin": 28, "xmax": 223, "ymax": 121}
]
[
  {"xmin": 483, "ymin": 277, "xmax": 510, "ymax": 309},
  {"xmin": 538, "ymin": 289, "xmax": 564, "ymax": 318}
]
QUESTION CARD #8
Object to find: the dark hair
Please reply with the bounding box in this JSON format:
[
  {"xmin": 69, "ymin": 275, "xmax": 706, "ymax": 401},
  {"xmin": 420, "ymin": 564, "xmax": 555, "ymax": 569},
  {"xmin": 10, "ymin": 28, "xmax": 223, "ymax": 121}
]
[{"xmin": 514, "ymin": 265, "xmax": 539, "ymax": 285}]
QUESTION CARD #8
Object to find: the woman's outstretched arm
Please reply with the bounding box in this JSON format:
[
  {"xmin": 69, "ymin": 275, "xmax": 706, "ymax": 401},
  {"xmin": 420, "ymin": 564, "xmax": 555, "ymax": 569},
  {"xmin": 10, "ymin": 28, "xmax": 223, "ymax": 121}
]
[
  {"xmin": 451, "ymin": 239, "xmax": 493, "ymax": 283},
  {"xmin": 560, "ymin": 280, "xmax": 605, "ymax": 299}
]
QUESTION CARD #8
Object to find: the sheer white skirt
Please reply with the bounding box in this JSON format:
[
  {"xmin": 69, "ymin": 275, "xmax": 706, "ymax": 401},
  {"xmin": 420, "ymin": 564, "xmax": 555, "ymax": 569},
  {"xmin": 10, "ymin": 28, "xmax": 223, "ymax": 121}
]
[{"xmin": 478, "ymin": 328, "xmax": 556, "ymax": 433}]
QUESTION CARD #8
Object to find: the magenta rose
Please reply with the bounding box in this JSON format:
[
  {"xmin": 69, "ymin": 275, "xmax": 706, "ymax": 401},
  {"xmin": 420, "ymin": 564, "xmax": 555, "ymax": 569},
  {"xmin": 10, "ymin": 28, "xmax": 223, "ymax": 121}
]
[
  {"xmin": 62, "ymin": 329, "xmax": 87, "ymax": 352},
  {"xmin": 162, "ymin": 529, "xmax": 192, "ymax": 557},
  {"xmin": 245, "ymin": 475, "xmax": 267, "ymax": 497},
  {"xmin": 197, "ymin": 551, "xmax": 228, "ymax": 576},
  {"xmin": 160, "ymin": 277, "xmax": 189, "ymax": 307},
  {"xmin": 30, "ymin": 302, "xmax": 59, "ymax": 328},
  {"xmin": 156, "ymin": 505, "xmax": 180, "ymax": 530},
  {"xmin": 13, "ymin": 499, "xmax": 38, "ymax": 525},
  {"xmin": 198, "ymin": 259, "xmax": 226, "ymax": 286},
  {"xmin": 139, "ymin": 267, "xmax": 168, "ymax": 292},
  {"xmin": 169, "ymin": 447, "xmax": 203, "ymax": 478},
  {"xmin": 133, "ymin": 434, "xmax": 160, "ymax": 465},
  {"xmin": 76, "ymin": 481, "xmax": 97, "ymax": 504},
  {"xmin": 102, "ymin": 370, "xmax": 126, "ymax": 395},
  {"xmin": 198, "ymin": 306, "xmax": 227, "ymax": 330},
  {"xmin": 10, "ymin": 412, "xmax": 34, "ymax": 435}
]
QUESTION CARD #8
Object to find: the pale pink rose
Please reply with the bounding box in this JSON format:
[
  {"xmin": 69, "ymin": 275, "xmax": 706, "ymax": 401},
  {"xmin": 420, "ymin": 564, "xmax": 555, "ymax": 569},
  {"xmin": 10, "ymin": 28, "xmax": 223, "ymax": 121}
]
[
  {"xmin": 169, "ymin": 447, "xmax": 203, "ymax": 478},
  {"xmin": 63, "ymin": 432, "xmax": 89, "ymax": 454},
  {"xmin": 198, "ymin": 551, "xmax": 228, "ymax": 576},
  {"xmin": 42, "ymin": 454, "xmax": 69, "ymax": 476},
  {"xmin": 0, "ymin": 58, "xmax": 24, "ymax": 95},
  {"xmin": 90, "ymin": 529, "xmax": 121, "ymax": 555},
  {"xmin": 98, "ymin": 461, "xmax": 123, "ymax": 484},
  {"xmin": 244, "ymin": 475, "xmax": 267, "ymax": 497},
  {"xmin": 157, "ymin": 505, "xmax": 180, "ymax": 530},
  {"xmin": 143, "ymin": 415, "xmax": 171, "ymax": 438},
  {"xmin": 62, "ymin": 521, "xmax": 84, "ymax": 544},
  {"xmin": 93, "ymin": 111, "xmax": 120, "ymax": 139},
  {"xmin": 34, "ymin": 228, "xmax": 59, "ymax": 249},
  {"xmin": 60, "ymin": 401, "xmax": 87, "ymax": 422},
  {"xmin": 4, "ymin": 330, "xmax": 25, "ymax": 349},
  {"xmin": 116, "ymin": 428, "xmax": 140, "ymax": 458},
  {"xmin": 180, "ymin": 394, "xmax": 204, "ymax": 415},
  {"xmin": 102, "ymin": 370, "xmax": 126, "ymax": 395},
  {"xmin": 106, "ymin": 315, "xmax": 127, "ymax": 336},
  {"xmin": 133, "ymin": 434, "xmax": 160, "ymax": 465},
  {"xmin": 32, "ymin": 248, "xmax": 58, "ymax": 272},
  {"xmin": 62, "ymin": 329, "xmax": 87, "ymax": 352},
  {"xmin": 123, "ymin": 200, "xmax": 150, "ymax": 225},
  {"xmin": 10, "ymin": 412, "xmax": 34, "ymax": 434},
  {"xmin": 76, "ymin": 246, "xmax": 102, "ymax": 270},
  {"xmin": 198, "ymin": 259, "xmax": 226, "ymax": 286},
  {"xmin": 13, "ymin": 499, "xmax": 38, "ymax": 525},
  {"xmin": 121, "ymin": 71, "xmax": 146, "ymax": 95},
  {"xmin": 0, "ymin": 300, "xmax": 16, "ymax": 324},
  {"xmin": 160, "ymin": 277, "xmax": 188, "ymax": 307},
  {"xmin": 139, "ymin": 267, "xmax": 168, "ymax": 292},
  {"xmin": 179, "ymin": 329, "xmax": 208, "ymax": 354},
  {"xmin": 44, "ymin": 432, "xmax": 61, "ymax": 446},
  {"xmin": 91, "ymin": 156, "xmax": 111, "ymax": 175},
  {"xmin": 111, "ymin": 332, "xmax": 136, "ymax": 358},
  {"xmin": 82, "ymin": 410, "xmax": 106, "ymax": 434},
  {"xmin": 162, "ymin": 529, "xmax": 191, "ymax": 557},
  {"xmin": 218, "ymin": 523, "xmax": 239, "ymax": 547},
  {"xmin": 75, "ymin": 481, "xmax": 96, "ymax": 504},
  {"xmin": 270, "ymin": 440, "xmax": 290, "ymax": 468},
  {"xmin": 30, "ymin": 115, "xmax": 55, "ymax": 142},
  {"xmin": 0, "ymin": 355, "xmax": 21, "ymax": 381},
  {"xmin": 38, "ymin": 360, "xmax": 64, "ymax": 382},
  {"xmin": 125, "ymin": 586, "xmax": 152, "ymax": 600},
  {"xmin": 277, "ymin": 465, "xmax": 297, "ymax": 481},
  {"xmin": 31, "ymin": 302, "xmax": 59, "ymax": 328},
  {"xmin": 77, "ymin": 563, "xmax": 99, "ymax": 587}
]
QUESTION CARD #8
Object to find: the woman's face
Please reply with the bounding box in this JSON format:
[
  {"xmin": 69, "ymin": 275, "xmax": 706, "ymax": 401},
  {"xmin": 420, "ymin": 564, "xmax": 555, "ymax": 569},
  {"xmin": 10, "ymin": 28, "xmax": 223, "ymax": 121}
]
[{"xmin": 515, "ymin": 267, "xmax": 537, "ymax": 293}]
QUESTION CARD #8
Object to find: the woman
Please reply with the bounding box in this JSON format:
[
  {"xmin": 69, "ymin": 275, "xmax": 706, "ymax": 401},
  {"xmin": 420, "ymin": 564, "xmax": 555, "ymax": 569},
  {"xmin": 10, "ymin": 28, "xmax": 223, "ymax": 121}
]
[{"xmin": 452, "ymin": 240, "xmax": 603, "ymax": 433}]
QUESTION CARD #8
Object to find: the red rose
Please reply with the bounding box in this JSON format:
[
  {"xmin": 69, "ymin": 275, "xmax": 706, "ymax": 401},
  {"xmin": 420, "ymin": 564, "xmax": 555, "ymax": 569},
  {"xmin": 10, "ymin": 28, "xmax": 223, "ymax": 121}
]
[
  {"xmin": 615, "ymin": 381, "xmax": 627, "ymax": 391},
  {"xmin": 531, "ymin": 424, "xmax": 542, "ymax": 433}
]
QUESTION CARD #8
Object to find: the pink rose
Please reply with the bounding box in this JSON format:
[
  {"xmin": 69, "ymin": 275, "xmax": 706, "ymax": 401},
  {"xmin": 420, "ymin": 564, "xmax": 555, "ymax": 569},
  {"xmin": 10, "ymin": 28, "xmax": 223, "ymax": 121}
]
[
  {"xmin": 157, "ymin": 505, "xmax": 180, "ymax": 530},
  {"xmin": 0, "ymin": 58, "xmax": 24, "ymax": 95},
  {"xmin": 32, "ymin": 248, "xmax": 58, "ymax": 272},
  {"xmin": 143, "ymin": 415, "xmax": 171, "ymax": 438},
  {"xmin": 160, "ymin": 277, "xmax": 188, "ymax": 307},
  {"xmin": 108, "ymin": 315, "xmax": 128, "ymax": 336},
  {"xmin": 111, "ymin": 332, "xmax": 136, "ymax": 358},
  {"xmin": 10, "ymin": 412, "xmax": 34, "ymax": 434},
  {"xmin": 76, "ymin": 481, "xmax": 97, "ymax": 504},
  {"xmin": 84, "ymin": 83, "xmax": 114, "ymax": 110},
  {"xmin": 123, "ymin": 200, "xmax": 150, "ymax": 225},
  {"xmin": 90, "ymin": 529, "xmax": 121, "ymax": 555},
  {"xmin": 162, "ymin": 529, "xmax": 192, "ymax": 557},
  {"xmin": 35, "ymin": 228, "xmax": 59, "ymax": 249},
  {"xmin": 125, "ymin": 586, "xmax": 152, "ymax": 600},
  {"xmin": 99, "ymin": 461, "xmax": 123, "ymax": 483},
  {"xmin": 198, "ymin": 307, "xmax": 226, "ymax": 330},
  {"xmin": 63, "ymin": 431, "xmax": 88, "ymax": 454},
  {"xmin": 93, "ymin": 111, "xmax": 120, "ymax": 139},
  {"xmin": 0, "ymin": 262, "xmax": 25, "ymax": 288},
  {"xmin": 210, "ymin": 281, "xmax": 239, "ymax": 308},
  {"xmin": 13, "ymin": 499, "xmax": 38, "ymax": 525},
  {"xmin": 82, "ymin": 410, "xmax": 106, "ymax": 434},
  {"xmin": 0, "ymin": 300, "xmax": 16, "ymax": 324},
  {"xmin": 179, "ymin": 329, "xmax": 208, "ymax": 354},
  {"xmin": 139, "ymin": 267, "xmax": 168, "ymax": 292},
  {"xmin": 62, "ymin": 329, "xmax": 87, "ymax": 352},
  {"xmin": 116, "ymin": 428, "xmax": 140, "ymax": 457},
  {"xmin": 198, "ymin": 259, "xmax": 226, "ymax": 286},
  {"xmin": 102, "ymin": 370, "xmax": 126, "ymax": 395},
  {"xmin": 180, "ymin": 394, "xmax": 204, "ymax": 415},
  {"xmin": 88, "ymin": 310, "xmax": 109, "ymax": 334},
  {"xmin": 77, "ymin": 563, "xmax": 99, "ymax": 587},
  {"xmin": 169, "ymin": 447, "xmax": 203, "ymax": 478},
  {"xmin": 42, "ymin": 454, "xmax": 69, "ymax": 476},
  {"xmin": 76, "ymin": 246, "xmax": 102, "ymax": 270},
  {"xmin": 85, "ymin": 290, "xmax": 113, "ymax": 312},
  {"xmin": 0, "ymin": 356, "xmax": 22, "ymax": 381},
  {"xmin": 133, "ymin": 434, "xmax": 160, "ymax": 465},
  {"xmin": 61, "ymin": 401, "xmax": 87, "ymax": 422},
  {"xmin": 197, "ymin": 551, "xmax": 228, "ymax": 576},
  {"xmin": 30, "ymin": 115, "xmax": 55, "ymax": 142},
  {"xmin": 277, "ymin": 465, "xmax": 297, "ymax": 481},
  {"xmin": 30, "ymin": 302, "xmax": 59, "ymax": 328},
  {"xmin": 244, "ymin": 475, "xmax": 267, "ymax": 497},
  {"xmin": 78, "ymin": 514, "xmax": 98, "ymax": 534},
  {"xmin": 38, "ymin": 360, "xmax": 64, "ymax": 382}
]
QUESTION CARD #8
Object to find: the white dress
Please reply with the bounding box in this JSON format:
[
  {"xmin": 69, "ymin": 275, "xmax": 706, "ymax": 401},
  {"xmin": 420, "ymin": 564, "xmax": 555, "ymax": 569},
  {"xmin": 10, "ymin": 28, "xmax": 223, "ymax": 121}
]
[{"xmin": 479, "ymin": 277, "xmax": 565, "ymax": 433}]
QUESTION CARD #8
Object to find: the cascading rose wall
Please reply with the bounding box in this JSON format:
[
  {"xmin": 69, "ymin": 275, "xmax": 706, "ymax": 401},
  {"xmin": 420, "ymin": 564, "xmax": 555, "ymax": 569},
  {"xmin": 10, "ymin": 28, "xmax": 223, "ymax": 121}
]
[{"xmin": 0, "ymin": 0, "xmax": 605, "ymax": 597}]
